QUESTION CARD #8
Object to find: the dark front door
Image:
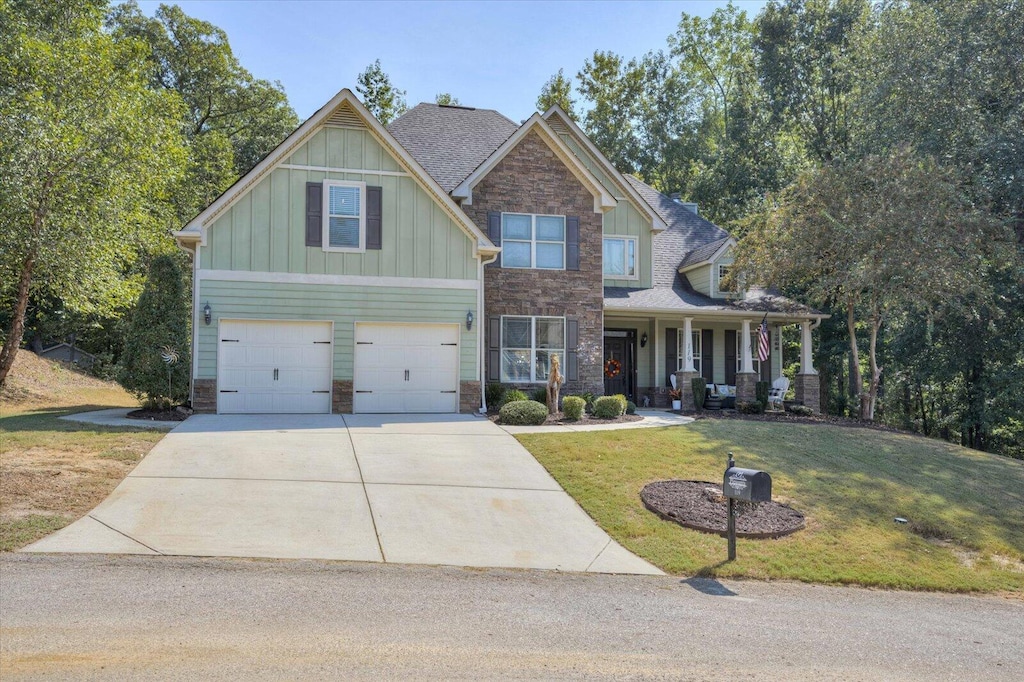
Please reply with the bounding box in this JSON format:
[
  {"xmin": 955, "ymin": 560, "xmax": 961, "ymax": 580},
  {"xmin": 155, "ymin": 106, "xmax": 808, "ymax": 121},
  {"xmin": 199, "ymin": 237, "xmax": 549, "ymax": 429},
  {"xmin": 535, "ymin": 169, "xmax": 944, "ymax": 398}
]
[{"xmin": 603, "ymin": 336, "xmax": 632, "ymax": 398}]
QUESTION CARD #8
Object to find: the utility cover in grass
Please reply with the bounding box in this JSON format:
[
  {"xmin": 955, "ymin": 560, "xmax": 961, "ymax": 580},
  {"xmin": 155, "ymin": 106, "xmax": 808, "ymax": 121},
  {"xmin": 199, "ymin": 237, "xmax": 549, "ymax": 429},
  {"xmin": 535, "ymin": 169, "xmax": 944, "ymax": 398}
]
[{"xmin": 641, "ymin": 480, "xmax": 805, "ymax": 538}]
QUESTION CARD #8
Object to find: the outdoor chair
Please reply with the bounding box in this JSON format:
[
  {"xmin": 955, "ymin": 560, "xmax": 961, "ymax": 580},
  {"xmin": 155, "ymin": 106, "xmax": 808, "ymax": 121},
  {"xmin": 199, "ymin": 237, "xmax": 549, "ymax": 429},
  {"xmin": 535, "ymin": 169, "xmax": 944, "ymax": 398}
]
[{"xmin": 767, "ymin": 377, "xmax": 790, "ymax": 411}]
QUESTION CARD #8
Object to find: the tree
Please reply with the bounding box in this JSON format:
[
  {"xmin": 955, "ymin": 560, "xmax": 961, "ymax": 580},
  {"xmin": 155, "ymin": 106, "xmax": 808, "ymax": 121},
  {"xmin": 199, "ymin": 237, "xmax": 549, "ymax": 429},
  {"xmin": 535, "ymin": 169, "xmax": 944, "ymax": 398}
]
[
  {"xmin": 576, "ymin": 51, "xmax": 645, "ymax": 173},
  {"xmin": 731, "ymin": 147, "xmax": 1008, "ymax": 420},
  {"xmin": 356, "ymin": 59, "xmax": 407, "ymax": 125},
  {"xmin": 435, "ymin": 92, "xmax": 460, "ymax": 106},
  {"xmin": 119, "ymin": 255, "xmax": 190, "ymax": 407},
  {"xmin": 536, "ymin": 69, "xmax": 576, "ymax": 118},
  {"xmin": 0, "ymin": 0, "xmax": 185, "ymax": 387}
]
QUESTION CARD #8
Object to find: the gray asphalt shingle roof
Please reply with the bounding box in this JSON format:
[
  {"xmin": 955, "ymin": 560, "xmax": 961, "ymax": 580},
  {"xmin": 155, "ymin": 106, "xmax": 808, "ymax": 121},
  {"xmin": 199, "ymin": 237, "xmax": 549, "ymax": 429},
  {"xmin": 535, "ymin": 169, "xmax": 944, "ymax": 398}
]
[
  {"xmin": 678, "ymin": 237, "xmax": 731, "ymax": 270},
  {"xmin": 388, "ymin": 103, "xmax": 519, "ymax": 192}
]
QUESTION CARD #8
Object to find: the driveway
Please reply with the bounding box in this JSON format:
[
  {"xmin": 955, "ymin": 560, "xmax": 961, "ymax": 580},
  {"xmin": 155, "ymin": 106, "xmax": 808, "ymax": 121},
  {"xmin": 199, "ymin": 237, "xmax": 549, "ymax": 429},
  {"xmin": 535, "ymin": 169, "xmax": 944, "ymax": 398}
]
[{"xmin": 24, "ymin": 414, "xmax": 660, "ymax": 574}]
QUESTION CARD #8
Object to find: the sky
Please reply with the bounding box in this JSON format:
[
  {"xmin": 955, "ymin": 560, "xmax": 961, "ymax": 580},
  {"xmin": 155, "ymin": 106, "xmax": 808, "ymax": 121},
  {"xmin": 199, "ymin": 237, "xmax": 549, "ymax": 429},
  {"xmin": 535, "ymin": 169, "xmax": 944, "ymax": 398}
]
[{"xmin": 137, "ymin": 1, "xmax": 767, "ymax": 123}]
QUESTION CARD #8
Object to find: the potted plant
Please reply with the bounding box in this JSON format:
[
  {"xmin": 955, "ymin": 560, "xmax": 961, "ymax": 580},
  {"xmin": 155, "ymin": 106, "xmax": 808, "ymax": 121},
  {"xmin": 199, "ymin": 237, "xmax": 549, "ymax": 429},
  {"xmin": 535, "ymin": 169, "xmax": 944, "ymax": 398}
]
[{"xmin": 669, "ymin": 387, "xmax": 682, "ymax": 411}]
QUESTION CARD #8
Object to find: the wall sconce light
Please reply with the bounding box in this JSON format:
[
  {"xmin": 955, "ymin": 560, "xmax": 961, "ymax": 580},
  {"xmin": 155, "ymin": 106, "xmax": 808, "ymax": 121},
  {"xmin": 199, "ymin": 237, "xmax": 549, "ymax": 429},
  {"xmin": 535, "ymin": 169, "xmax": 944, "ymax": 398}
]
[
  {"xmin": 203, "ymin": 302, "xmax": 212, "ymax": 325},
  {"xmin": 640, "ymin": 332, "xmax": 648, "ymax": 348},
  {"xmin": 466, "ymin": 310, "xmax": 474, "ymax": 331}
]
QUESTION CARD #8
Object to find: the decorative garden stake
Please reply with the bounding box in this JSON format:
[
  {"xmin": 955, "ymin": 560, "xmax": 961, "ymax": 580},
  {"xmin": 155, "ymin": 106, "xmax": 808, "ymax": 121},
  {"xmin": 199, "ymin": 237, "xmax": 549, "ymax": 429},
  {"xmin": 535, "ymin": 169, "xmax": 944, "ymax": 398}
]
[
  {"xmin": 546, "ymin": 354, "xmax": 564, "ymax": 414},
  {"xmin": 161, "ymin": 346, "xmax": 179, "ymax": 406}
]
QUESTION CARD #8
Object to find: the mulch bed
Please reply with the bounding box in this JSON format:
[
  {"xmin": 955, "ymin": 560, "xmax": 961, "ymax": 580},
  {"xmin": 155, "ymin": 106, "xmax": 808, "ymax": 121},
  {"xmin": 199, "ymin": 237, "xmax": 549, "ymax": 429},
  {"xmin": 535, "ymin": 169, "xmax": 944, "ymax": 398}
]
[
  {"xmin": 641, "ymin": 480, "xmax": 805, "ymax": 539},
  {"xmin": 489, "ymin": 412, "xmax": 644, "ymax": 426},
  {"xmin": 697, "ymin": 409, "xmax": 904, "ymax": 434},
  {"xmin": 126, "ymin": 408, "xmax": 191, "ymax": 422}
]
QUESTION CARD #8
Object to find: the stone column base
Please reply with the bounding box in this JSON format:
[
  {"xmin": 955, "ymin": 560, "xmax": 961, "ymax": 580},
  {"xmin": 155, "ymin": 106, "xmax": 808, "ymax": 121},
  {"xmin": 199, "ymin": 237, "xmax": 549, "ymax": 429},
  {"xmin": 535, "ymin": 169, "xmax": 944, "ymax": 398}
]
[
  {"xmin": 192, "ymin": 379, "xmax": 216, "ymax": 413},
  {"xmin": 460, "ymin": 381, "xmax": 481, "ymax": 414},
  {"xmin": 674, "ymin": 370, "xmax": 701, "ymax": 412},
  {"xmin": 794, "ymin": 373, "xmax": 821, "ymax": 413},
  {"xmin": 332, "ymin": 380, "xmax": 353, "ymax": 414},
  {"xmin": 735, "ymin": 372, "xmax": 758, "ymax": 403}
]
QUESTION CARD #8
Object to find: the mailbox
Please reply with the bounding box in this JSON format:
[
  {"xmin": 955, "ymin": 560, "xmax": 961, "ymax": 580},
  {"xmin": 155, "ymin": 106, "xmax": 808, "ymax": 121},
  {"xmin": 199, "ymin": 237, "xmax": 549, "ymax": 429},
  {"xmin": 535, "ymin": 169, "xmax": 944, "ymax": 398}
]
[{"xmin": 723, "ymin": 467, "xmax": 772, "ymax": 502}]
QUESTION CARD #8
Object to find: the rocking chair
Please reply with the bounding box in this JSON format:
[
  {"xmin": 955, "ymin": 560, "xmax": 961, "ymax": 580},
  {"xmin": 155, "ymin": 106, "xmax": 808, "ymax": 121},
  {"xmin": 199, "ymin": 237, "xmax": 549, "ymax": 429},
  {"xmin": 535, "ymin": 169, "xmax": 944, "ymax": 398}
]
[{"xmin": 767, "ymin": 377, "xmax": 790, "ymax": 411}]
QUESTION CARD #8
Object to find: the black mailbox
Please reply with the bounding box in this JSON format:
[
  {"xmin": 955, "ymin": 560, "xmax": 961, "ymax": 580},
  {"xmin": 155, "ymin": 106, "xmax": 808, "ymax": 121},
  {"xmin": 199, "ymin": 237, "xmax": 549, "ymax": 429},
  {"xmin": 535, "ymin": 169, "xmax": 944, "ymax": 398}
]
[{"xmin": 723, "ymin": 467, "xmax": 772, "ymax": 502}]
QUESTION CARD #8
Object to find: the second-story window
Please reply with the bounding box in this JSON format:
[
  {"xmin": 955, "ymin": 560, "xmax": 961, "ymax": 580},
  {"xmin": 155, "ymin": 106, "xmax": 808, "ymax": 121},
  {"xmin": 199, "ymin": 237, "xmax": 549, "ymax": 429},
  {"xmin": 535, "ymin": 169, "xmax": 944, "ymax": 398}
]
[
  {"xmin": 603, "ymin": 237, "xmax": 637, "ymax": 278},
  {"xmin": 501, "ymin": 213, "xmax": 565, "ymax": 269}
]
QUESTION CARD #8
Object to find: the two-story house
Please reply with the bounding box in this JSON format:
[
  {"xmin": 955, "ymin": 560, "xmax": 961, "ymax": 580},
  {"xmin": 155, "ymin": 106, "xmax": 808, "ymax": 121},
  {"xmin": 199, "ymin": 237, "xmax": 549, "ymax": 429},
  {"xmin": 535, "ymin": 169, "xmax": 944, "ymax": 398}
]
[{"xmin": 174, "ymin": 89, "xmax": 824, "ymax": 415}]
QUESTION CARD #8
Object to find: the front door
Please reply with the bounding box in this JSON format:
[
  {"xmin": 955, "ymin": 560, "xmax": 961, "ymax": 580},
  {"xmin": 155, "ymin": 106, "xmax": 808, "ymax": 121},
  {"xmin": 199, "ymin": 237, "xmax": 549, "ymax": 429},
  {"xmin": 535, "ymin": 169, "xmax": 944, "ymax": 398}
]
[{"xmin": 603, "ymin": 336, "xmax": 632, "ymax": 398}]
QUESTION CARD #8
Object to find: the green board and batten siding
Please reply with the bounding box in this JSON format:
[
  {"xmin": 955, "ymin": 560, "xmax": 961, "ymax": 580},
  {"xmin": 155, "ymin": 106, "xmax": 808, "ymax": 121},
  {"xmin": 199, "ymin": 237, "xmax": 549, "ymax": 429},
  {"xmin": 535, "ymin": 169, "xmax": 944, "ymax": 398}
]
[{"xmin": 200, "ymin": 126, "xmax": 478, "ymax": 281}]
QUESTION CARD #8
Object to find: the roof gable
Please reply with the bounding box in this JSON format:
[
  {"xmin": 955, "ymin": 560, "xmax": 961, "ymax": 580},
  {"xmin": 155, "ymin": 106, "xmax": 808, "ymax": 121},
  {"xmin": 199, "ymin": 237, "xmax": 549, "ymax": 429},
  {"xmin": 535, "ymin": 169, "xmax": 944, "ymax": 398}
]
[{"xmin": 678, "ymin": 237, "xmax": 735, "ymax": 271}]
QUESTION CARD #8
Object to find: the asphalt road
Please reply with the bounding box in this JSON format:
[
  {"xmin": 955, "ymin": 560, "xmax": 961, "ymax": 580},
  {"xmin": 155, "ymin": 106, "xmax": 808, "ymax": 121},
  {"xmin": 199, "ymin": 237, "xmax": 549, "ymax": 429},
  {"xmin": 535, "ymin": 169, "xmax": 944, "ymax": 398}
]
[{"xmin": 1, "ymin": 554, "xmax": 1021, "ymax": 680}]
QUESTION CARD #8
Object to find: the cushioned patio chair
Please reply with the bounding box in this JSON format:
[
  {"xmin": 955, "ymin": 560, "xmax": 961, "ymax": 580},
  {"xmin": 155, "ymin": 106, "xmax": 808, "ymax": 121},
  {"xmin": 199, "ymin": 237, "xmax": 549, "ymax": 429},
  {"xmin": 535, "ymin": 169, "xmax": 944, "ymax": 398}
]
[{"xmin": 767, "ymin": 377, "xmax": 790, "ymax": 411}]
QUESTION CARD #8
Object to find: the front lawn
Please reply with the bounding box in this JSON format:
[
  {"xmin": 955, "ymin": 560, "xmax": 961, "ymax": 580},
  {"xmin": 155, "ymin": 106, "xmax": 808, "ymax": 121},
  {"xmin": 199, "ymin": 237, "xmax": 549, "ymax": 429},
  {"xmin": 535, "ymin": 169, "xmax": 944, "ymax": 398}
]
[{"xmin": 517, "ymin": 420, "xmax": 1024, "ymax": 593}]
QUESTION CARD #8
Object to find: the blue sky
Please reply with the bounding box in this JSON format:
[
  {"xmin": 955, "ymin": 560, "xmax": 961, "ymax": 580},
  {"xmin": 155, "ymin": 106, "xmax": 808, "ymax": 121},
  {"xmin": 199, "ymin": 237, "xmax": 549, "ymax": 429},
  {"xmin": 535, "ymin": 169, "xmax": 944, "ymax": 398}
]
[{"xmin": 137, "ymin": 1, "xmax": 766, "ymax": 122}]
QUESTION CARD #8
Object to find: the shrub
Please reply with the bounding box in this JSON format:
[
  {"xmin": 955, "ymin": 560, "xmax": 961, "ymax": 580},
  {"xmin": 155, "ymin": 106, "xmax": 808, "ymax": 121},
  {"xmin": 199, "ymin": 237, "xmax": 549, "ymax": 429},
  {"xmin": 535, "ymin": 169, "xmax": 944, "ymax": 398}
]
[
  {"xmin": 789, "ymin": 404, "xmax": 815, "ymax": 416},
  {"xmin": 499, "ymin": 400, "xmax": 548, "ymax": 425},
  {"xmin": 119, "ymin": 255, "xmax": 190, "ymax": 409},
  {"xmin": 577, "ymin": 391, "xmax": 597, "ymax": 413},
  {"xmin": 625, "ymin": 400, "xmax": 637, "ymax": 415},
  {"xmin": 593, "ymin": 395, "xmax": 625, "ymax": 419},
  {"xmin": 485, "ymin": 383, "xmax": 506, "ymax": 410},
  {"xmin": 530, "ymin": 386, "xmax": 549, "ymax": 403},
  {"xmin": 737, "ymin": 400, "xmax": 765, "ymax": 414},
  {"xmin": 691, "ymin": 377, "xmax": 707, "ymax": 410},
  {"xmin": 612, "ymin": 393, "xmax": 628, "ymax": 414},
  {"xmin": 562, "ymin": 396, "xmax": 586, "ymax": 421},
  {"xmin": 502, "ymin": 389, "xmax": 528, "ymax": 406},
  {"xmin": 755, "ymin": 381, "xmax": 770, "ymax": 410}
]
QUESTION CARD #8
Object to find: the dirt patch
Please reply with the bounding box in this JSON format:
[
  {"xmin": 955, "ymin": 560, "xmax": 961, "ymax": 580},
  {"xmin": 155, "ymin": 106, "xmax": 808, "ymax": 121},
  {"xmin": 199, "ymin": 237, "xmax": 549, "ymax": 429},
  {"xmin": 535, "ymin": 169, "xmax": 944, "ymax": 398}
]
[
  {"xmin": 489, "ymin": 412, "xmax": 644, "ymax": 426},
  {"xmin": 127, "ymin": 408, "xmax": 190, "ymax": 422},
  {"xmin": 640, "ymin": 480, "xmax": 806, "ymax": 538}
]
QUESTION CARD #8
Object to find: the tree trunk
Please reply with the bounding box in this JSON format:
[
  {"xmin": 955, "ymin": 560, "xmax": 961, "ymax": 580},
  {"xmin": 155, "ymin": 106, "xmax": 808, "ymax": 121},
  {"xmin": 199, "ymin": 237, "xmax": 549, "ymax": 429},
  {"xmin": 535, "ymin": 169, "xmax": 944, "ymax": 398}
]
[
  {"xmin": 865, "ymin": 309, "xmax": 883, "ymax": 422},
  {"xmin": 0, "ymin": 254, "xmax": 35, "ymax": 387},
  {"xmin": 845, "ymin": 300, "xmax": 866, "ymax": 420}
]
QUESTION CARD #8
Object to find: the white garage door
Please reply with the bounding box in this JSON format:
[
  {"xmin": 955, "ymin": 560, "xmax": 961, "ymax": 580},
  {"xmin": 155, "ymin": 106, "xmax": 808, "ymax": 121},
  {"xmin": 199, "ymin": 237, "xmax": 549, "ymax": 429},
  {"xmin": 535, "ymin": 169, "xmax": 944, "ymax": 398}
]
[
  {"xmin": 218, "ymin": 320, "xmax": 333, "ymax": 414},
  {"xmin": 353, "ymin": 323, "xmax": 460, "ymax": 413}
]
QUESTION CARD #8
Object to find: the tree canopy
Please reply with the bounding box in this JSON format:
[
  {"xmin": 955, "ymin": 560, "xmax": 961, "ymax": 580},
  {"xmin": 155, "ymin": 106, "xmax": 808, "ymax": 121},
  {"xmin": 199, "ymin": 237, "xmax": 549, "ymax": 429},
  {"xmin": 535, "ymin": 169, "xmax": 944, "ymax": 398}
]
[{"xmin": 356, "ymin": 59, "xmax": 407, "ymax": 125}]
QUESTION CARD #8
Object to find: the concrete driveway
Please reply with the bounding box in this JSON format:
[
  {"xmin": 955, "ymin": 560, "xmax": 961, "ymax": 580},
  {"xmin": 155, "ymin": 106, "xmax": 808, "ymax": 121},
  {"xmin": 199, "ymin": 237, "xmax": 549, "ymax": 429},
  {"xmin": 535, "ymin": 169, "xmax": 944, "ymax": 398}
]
[{"xmin": 24, "ymin": 414, "xmax": 660, "ymax": 575}]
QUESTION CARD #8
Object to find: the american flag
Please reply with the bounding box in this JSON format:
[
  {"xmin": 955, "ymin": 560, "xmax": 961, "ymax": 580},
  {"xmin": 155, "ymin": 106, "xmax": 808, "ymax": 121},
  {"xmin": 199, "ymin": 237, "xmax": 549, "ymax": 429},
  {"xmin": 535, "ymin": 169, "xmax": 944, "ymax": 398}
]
[{"xmin": 757, "ymin": 316, "xmax": 770, "ymax": 363}]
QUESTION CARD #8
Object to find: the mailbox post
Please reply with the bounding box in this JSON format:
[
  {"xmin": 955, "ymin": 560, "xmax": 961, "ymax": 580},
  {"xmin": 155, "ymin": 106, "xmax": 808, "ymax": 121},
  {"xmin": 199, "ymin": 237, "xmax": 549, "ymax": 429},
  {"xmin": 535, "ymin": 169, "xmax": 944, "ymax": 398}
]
[{"xmin": 722, "ymin": 452, "xmax": 772, "ymax": 561}]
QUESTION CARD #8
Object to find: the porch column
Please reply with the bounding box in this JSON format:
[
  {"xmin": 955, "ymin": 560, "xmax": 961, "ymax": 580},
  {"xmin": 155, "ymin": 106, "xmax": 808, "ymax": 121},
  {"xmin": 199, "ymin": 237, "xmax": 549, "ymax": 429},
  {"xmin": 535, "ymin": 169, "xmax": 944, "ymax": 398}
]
[
  {"xmin": 800, "ymin": 320, "xmax": 817, "ymax": 374},
  {"xmin": 736, "ymin": 318, "xmax": 757, "ymax": 402},
  {"xmin": 682, "ymin": 317, "xmax": 695, "ymax": 372},
  {"xmin": 740, "ymin": 319, "xmax": 754, "ymax": 373}
]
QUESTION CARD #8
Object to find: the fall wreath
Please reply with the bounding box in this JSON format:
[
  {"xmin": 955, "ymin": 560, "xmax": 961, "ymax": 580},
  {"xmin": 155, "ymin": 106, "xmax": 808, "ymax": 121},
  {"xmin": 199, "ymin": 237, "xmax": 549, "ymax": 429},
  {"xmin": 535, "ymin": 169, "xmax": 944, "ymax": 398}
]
[{"xmin": 604, "ymin": 358, "xmax": 622, "ymax": 379}]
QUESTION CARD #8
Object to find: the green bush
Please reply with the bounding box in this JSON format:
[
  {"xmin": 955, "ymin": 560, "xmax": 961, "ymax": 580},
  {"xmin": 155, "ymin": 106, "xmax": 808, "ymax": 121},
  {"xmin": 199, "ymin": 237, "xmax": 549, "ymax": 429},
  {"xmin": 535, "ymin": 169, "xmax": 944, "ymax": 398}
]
[
  {"xmin": 485, "ymin": 383, "xmax": 506, "ymax": 410},
  {"xmin": 593, "ymin": 395, "xmax": 625, "ymax": 419},
  {"xmin": 755, "ymin": 381, "xmax": 770, "ymax": 410},
  {"xmin": 691, "ymin": 377, "xmax": 707, "ymax": 410},
  {"xmin": 611, "ymin": 393, "xmax": 628, "ymax": 415},
  {"xmin": 737, "ymin": 400, "xmax": 765, "ymax": 414},
  {"xmin": 577, "ymin": 391, "xmax": 597, "ymax": 413},
  {"xmin": 789, "ymin": 404, "xmax": 815, "ymax": 416},
  {"xmin": 625, "ymin": 400, "xmax": 637, "ymax": 415},
  {"xmin": 119, "ymin": 255, "xmax": 190, "ymax": 409},
  {"xmin": 530, "ymin": 386, "xmax": 549, "ymax": 403},
  {"xmin": 502, "ymin": 389, "xmax": 528, "ymax": 406},
  {"xmin": 499, "ymin": 400, "xmax": 549, "ymax": 425},
  {"xmin": 562, "ymin": 396, "xmax": 586, "ymax": 421}
]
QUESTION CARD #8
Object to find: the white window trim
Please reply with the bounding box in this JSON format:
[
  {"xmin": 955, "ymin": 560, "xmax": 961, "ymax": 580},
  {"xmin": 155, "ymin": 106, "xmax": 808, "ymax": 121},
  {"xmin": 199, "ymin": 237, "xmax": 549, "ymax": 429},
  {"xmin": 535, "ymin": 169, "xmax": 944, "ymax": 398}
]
[
  {"xmin": 500, "ymin": 213, "xmax": 566, "ymax": 270},
  {"xmin": 678, "ymin": 329, "xmax": 702, "ymax": 376},
  {"xmin": 322, "ymin": 179, "xmax": 367, "ymax": 253},
  {"xmin": 500, "ymin": 315, "xmax": 566, "ymax": 383},
  {"xmin": 716, "ymin": 263, "xmax": 739, "ymax": 297},
  {"xmin": 736, "ymin": 331, "xmax": 761, "ymax": 376},
  {"xmin": 603, "ymin": 235, "xmax": 639, "ymax": 280}
]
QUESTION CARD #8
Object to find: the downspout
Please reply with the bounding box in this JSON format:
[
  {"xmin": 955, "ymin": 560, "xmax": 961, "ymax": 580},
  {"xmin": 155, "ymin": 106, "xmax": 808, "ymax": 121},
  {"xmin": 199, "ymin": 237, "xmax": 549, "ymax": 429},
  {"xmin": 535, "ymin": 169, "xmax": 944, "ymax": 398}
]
[
  {"xmin": 174, "ymin": 237, "xmax": 199, "ymax": 406},
  {"xmin": 478, "ymin": 251, "xmax": 499, "ymax": 414}
]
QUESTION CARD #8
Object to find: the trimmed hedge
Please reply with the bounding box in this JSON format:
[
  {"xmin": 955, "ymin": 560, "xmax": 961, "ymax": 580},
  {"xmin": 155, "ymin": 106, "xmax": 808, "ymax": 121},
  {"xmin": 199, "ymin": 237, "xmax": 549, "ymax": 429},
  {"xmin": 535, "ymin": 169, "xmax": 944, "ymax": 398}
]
[
  {"xmin": 789, "ymin": 404, "xmax": 815, "ymax": 416},
  {"xmin": 755, "ymin": 381, "xmax": 770, "ymax": 410},
  {"xmin": 499, "ymin": 400, "xmax": 549, "ymax": 425},
  {"xmin": 502, "ymin": 389, "xmax": 528, "ymax": 406},
  {"xmin": 625, "ymin": 400, "xmax": 637, "ymax": 415},
  {"xmin": 691, "ymin": 377, "xmax": 707, "ymax": 411},
  {"xmin": 593, "ymin": 395, "xmax": 625, "ymax": 419},
  {"xmin": 737, "ymin": 400, "xmax": 765, "ymax": 414},
  {"xmin": 562, "ymin": 396, "xmax": 586, "ymax": 421}
]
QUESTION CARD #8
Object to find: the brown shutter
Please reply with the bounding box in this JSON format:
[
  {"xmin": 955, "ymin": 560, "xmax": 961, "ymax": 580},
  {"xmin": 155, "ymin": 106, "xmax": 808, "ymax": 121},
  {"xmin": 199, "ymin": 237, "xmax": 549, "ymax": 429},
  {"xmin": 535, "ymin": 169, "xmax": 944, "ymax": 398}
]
[
  {"xmin": 366, "ymin": 185, "xmax": 382, "ymax": 250},
  {"xmin": 566, "ymin": 318, "xmax": 579, "ymax": 381},
  {"xmin": 487, "ymin": 212, "xmax": 501, "ymax": 268},
  {"xmin": 566, "ymin": 216, "xmax": 580, "ymax": 271},
  {"xmin": 305, "ymin": 182, "xmax": 322, "ymax": 247},
  {"xmin": 702, "ymin": 329, "xmax": 714, "ymax": 383},
  {"xmin": 487, "ymin": 316, "xmax": 501, "ymax": 381},
  {"xmin": 725, "ymin": 329, "xmax": 737, "ymax": 386},
  {"xmin": 665, "ymin": 328, "xmax": 677, "ymax": 386}
]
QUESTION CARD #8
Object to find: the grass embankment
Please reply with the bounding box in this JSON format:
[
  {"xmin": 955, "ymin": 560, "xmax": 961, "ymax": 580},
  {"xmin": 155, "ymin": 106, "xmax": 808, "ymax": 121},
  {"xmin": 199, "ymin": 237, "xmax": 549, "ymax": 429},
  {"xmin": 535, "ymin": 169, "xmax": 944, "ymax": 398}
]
[
  {"xmin": 518, "ymin": 420, "xmax": 1024, "ymax": 593},
  {"xmin": 0, "ymin": 352, "xmax": 163, "ymax": 551}
]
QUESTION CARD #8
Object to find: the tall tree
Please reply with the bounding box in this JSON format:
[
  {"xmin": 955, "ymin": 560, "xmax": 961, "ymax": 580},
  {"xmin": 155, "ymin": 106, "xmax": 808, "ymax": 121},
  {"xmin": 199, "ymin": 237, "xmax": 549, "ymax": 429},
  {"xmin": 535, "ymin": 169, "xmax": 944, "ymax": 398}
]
[
  {"xmin": 536, "ymin": 69, "xmax": 577, "ymax": 118},
  {"xmin": 0, "ymin": 0, "xmax": 185, "ymax": 386},
  {"xmin": 732, "ymin": 148, "xmax": 1008, "ymax": 420},
  {"xmin": 576, "ymin": 51, "xmax": 644, "ymax": 173},
  {"xmin": 434, "ymin": 92, "xmax": 460, "ymax": 106},
  {"xmin": 356, "ymin": 59, "xmax": 407, "ymax": 125}
]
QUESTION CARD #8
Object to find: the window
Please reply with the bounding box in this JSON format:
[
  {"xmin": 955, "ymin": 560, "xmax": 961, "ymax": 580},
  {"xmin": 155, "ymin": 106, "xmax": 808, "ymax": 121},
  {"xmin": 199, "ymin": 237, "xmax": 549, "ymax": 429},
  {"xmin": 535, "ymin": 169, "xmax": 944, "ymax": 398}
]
[
  {"xmin": 603, "ymin": 237, "xmax": 637, "ymax": 278},
  {"xmin": 323, "ymin": 180, "xmax": 366, "ymax": 251},
  {"xmin": 501, "ymin": 213, "xmax": 565, "ymax": 269},
  {"xmin": 736, "ymin": 332, "xmax": 761, "ymax": 375},
  {"xmin": 501, "ymin": 316, "xmax": 564, "ymax": 383},
  {"xmin": 717, "ymin": 264, "xmax": 736, "ymax": 293},
  {"xmin": 677, "ymin": 329, "xmax": 702, "ymax": 376}
]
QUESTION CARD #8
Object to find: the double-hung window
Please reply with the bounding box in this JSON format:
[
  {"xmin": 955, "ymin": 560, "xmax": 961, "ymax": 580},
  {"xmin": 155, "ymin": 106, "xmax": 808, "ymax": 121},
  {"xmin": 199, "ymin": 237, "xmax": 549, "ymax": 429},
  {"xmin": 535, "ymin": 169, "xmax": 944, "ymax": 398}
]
[
  {"xmin": 501, "ymin": 213, "xmax": 565, "ymax": 269},
  {"xmin": 677, "ymin": 329, "xmax": 702, "ymax": 376},
  {"xmin": 717, "ymin": 264, "xmax": 736, "ymax": 294},
  {"xmin": 323, "ymin": 180, "xmax": 366, "ymax": 251},
  {"xmin": 603, "ymin": 237, "xmax": 637, "ymax": 278},
  {"xmin": 501, "ymin": 316, "xmax": 565, "ymax": 383}
]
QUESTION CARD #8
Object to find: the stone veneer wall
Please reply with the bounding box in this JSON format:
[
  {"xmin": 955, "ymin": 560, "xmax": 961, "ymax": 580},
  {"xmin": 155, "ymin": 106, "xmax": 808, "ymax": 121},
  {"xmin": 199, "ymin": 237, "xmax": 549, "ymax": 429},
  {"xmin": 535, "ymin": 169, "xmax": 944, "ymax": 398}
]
[
  {"xmin": 794, "ymin": 373, "xmax": 820, "ymax": 413},
  {"xmin": 332, "ymin": 380, "xmax": 353, "ymax": 414},
  {"xmin": 462, "ymin": 130, "xmax": 605, "ymax": 397},
  {"xmin": 459, "ymin": 381, "xmax": 481, "ymax": 414},
  {"xmin": 192, "ymin": 379, "xmax": 216, "ymax": 413}
]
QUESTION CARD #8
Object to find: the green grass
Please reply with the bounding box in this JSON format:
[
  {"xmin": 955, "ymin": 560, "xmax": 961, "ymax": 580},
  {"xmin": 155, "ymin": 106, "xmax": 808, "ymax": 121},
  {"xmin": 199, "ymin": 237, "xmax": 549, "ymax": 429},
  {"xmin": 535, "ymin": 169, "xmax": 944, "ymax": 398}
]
[
  {"xmin": 518, "ymin": 420, "xmax": 1024, "ymax": 593},
  {"xmin": 0, "ymin": 515, "xmax": 70, "ymax": 553}
]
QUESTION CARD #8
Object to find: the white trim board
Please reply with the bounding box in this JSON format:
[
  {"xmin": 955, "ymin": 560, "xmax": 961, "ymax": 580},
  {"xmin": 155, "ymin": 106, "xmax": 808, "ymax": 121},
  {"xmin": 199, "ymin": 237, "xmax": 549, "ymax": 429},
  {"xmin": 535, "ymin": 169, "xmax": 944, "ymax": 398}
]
[
  {"xmin": 198, "ymin": 269, "xmax": 480, "ymax": 291},
  {"xmin": 279, "ymin": 164, "xmax": 411, "ymax": 177}
]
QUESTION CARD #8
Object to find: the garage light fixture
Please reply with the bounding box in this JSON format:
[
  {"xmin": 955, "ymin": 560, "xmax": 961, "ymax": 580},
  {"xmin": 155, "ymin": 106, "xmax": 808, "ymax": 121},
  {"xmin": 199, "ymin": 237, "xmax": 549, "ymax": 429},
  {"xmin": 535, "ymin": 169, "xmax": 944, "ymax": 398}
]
[
  {"xmin": 203, "ymin": 302, "xmax": 212, "ymax": 325},
  {"xmin": 466, "ymin": 310, "xmax": 474, "ymax": 331}
]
